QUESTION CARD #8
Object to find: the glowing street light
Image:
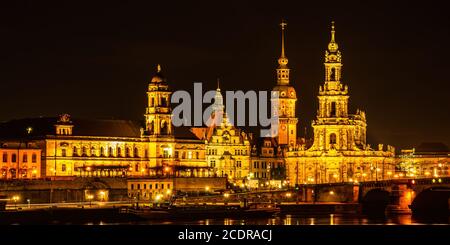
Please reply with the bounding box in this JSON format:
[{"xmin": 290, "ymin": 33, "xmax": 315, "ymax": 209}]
[{"xmin": 12, "ymin": 195, "xmax": 20, "ymax": 209}]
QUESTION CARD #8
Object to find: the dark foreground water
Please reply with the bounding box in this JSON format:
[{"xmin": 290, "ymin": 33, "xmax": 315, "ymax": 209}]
[{"xmin": 95, "ymin": 214, "xmax": 450, "ymax": 225}]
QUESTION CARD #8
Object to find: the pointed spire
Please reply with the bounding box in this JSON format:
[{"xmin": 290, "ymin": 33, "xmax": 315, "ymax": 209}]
[
  {"xmin": 217, "ymin": 78, "xmax": 220, "ymax": 91},
  {"xmin": 157, "ymin": 64, "xmax": 162, "ymax": 73},
  {"xmin": 280, "ymin": 20, "xmax": 287, "ymax": 58},
  {"xmin": 328, "ymin": 21, "xmax": 339, "ymax": 52},
  {"xmin": 331, "ymin": 21, "xmax": 335, "ymax": 42},
  {"xmin": 278, "ymin": 20, "xmax": 289, "ymax": 67}
]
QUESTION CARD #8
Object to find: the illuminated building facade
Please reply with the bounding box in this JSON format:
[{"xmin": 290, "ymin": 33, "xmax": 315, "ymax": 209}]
[
  {"xmin": 285, "ymin": 22, "xmax": 396, "ymax": 185},
  {"xmin": 0, "ymin": 142, "xmax": 41, "ymax": 179}
]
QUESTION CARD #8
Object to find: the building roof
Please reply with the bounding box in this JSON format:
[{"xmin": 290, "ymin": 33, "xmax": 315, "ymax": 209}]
[
  {"xmin": 0, "ymin": 117, "xmax": 143, "ymax": 139},
  {"xmin": 415, "ymin": 142, "xmax": 450, "ymax": 155}
]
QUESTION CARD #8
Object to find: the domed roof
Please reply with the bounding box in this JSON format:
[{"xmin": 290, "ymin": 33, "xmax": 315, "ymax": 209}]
[
  {"xmin": 150, "ymin": 64, "xmax": 165, "ymax": 83},
  {"xmin": 272, "ymin": 85, "xmax": 296, "ymax": 98}
]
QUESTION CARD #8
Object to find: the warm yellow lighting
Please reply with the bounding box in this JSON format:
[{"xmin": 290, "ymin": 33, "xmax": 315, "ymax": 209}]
[
  {"xmin": 438, "ymin": 178, "xmax": 442, "ymax": 183},
  {"xmin": 387, "ymin": 171, "xmax": 392, "ymax": 175},
  {"xmin": 32, "ymin": 169, "xmax": 37, "ymax": 174},
  {"xmin": 26, "ymin": 127, "xmax": 33, "ymax": 134},
  {"xmin": 425, "ymin": 171, "xmax": 431, "ymax": 176},
  {"xmin": 205, "ymin": 186, "xmax": 210, "ymax": 191},
  {"xmin": 12, "ymin": 195, "xmax": 20, "ymax": 202},
  {"xmin": 166, "ymin": 189, "xmax": 172, "ymax": 195},
  {"xmin": 394, "ymin": 174, "xmax": 399, "ymax": 178},
  {"xmin": 87, "ymin": 194, "xmax": 94, "ymax": 200},
  {"xmin": 128, "ymin": 167, "xmax": 133, "ymax": 171},
  {"xmin": 329, "ymin": 191, "xmax": 334, "ymax": 195},
  {"xmin": 376, "ymin": 168, "xmax": 381, "ymax": 172},
  {"xmin": 224, "ymin": 193, "xmax": 230, "ymax": 198},
  {"xmin": 349, "ymin": 178, "xmax": 353, "ymax": 182},
  {"xmin": 399, "ymin": 173, "xmax": 404, "ymax": 177},
  {"xmin": 332, "ymin": 174, "xmax": 338, "ymax": 178},
  {"xmin": 285, "ymin": 192, "xmax": 292, "ymax": 198},
  {"xmin": 86, "ymin": 166, "xmax": 91, "ymax": 171},
  {"xmin": 362, "ymin": 173, "xmax": 367, "ymax": 177},
  {"xmin": 164, "ymin": 166, "xmax": 171, "ymax": 172},
  {"xmin": 141, "ymin": 168, "xmax": 145, "ymax": 172}
]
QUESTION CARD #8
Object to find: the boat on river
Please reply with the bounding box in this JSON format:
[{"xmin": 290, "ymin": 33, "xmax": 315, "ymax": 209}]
[{"xmin": 123, "ymin": 202, "xmax": 279, "ymax": 220}]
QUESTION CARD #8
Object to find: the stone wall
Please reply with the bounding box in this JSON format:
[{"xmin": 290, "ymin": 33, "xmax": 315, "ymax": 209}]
[{"xmin": 0, "ymin": 178, "xmax": 127, "ymax": 204}]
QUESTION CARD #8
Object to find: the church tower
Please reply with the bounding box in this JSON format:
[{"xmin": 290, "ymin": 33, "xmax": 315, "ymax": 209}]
[
  {"xmin": 144, "ymin": 65, "xmax": 173, "ymax": 136},
  {"xmin": 273, "ymin": 21, "xmax": 298, "ymax": 147},
  {"xmin": 311, "ymin": 22, "xmax": 367, "ymax": 151}
]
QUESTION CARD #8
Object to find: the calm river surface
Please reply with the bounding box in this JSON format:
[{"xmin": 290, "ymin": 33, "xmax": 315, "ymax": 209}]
[{"xmin": 97, "ymin": 214, "xmax": 450, "ymax": 225}]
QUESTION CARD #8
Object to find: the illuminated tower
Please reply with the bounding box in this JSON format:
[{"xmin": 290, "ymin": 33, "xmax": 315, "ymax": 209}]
[
  {"xmin": 311, "ymin": 22, "xmax": 367, "ymax": 151},
  {"xmin": 144, "ymin": 64, "xmax": 173, "ymax": 136},
  {"xmin": 273, "ymin": 20, "xmax": 298, "ymax": 147}
]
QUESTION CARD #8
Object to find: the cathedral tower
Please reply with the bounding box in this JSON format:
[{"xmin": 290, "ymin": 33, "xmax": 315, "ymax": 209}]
[
  {"xmin": 144, "ymin": 65, "xmax": 173, "ymax": 136},
  {"xmin": 311, "ymin": 22, "xmax": 367, "ymax": 151},
  {"xmin": 273, "ymin": 21, "xmax": 298, "ymax": 147}
]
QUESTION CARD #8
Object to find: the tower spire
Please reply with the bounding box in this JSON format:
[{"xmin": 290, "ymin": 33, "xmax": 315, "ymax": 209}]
[
  {"xmin": 328, "ymin": 21, "xmax": 339, "ymax": 53},
  {"xmin": 217, "ymin": 78, "xmax": 220, "ymax": 91},
  {"xmin": 280, "ymin": 20, "xmax": 287, "ymax": 58},
  {"xmin": 157, "ymin": 64, "xmax": 161, "ymax": 73},
  {"xmin": 278, "ymin": 20, "xmax": 289, "ymax": 67}
]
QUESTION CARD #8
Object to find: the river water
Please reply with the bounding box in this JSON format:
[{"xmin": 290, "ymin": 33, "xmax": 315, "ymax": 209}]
[{"xmin": 97, "ymin": 214, "xmax": 450, "ymax": 225}]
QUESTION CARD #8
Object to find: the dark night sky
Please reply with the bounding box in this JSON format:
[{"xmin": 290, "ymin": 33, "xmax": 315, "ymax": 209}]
[{"xmin": 1, "ymin": 1, "xmax": 449, "ymax": 149}]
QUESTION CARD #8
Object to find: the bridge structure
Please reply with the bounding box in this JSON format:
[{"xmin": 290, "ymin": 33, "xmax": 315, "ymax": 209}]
[{"xmin": 298, "ymin": 177, "xmax": 450, "ymax": 214}]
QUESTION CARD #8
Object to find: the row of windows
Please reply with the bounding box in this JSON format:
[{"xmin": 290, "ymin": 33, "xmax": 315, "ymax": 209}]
[
  {"xmin": 253, "ymin": 161, "xmax": 268, "ymax": 169},
  {"xmin": 174, "ymin": 151, "xmax": 200, "ymax": 159},
  {"xmin": 69, "ymin": 146, "xmax": 147, "ymax": 158},
  {"xmin": 2, "ymin": 153, "xmax": 38, "ymax": 163},
  {"xmin": 207, "ymin": 149, "xmax": 218, "ymax": 155},
  {"xmin": 130, "ymin": 183, "xmax": 171, "ymax": 190},
  {"xmin": 253, "ymin": 172, "xmax": 268, "ymax": 178}
]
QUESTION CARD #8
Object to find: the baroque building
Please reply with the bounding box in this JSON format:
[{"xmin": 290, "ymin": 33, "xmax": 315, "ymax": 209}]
[{"xmin": 285, "ymin": 22, "xmax": 396, "ymax": 185}]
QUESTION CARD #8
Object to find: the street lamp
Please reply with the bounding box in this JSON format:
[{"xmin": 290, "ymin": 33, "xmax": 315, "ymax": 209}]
[
  {"xmin": 99, "ymin": 191, "xmax": 106, "ymax": 202},
  {"xmin": 12, "ymin": 195, "xmax": 20, "ymax": 209},
  {"xmin": 87, "ymin": 194, "xmax": 94, "ymax": 207},
  {"xmin": 27, "ymin": 199, "xmax": 31, "ymax": 208}
]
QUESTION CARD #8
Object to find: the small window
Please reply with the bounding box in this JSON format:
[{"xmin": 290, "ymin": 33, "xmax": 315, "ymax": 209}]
[
  {"xmin": 61, "ymin": 164, "xmax": 66, "ymax": 172},
  {"xmin": 137, "ymin": 184, "xmax": 140, "ymax": 189},
  {"xmin": 32, "ymin": 154, "xmax": 37, "ymax": 163},
  {"xmin": 330, "ymin": 133, "xmax": 337, "ymax": 145},
  {"xmin": 12, "ymin": 154, "xmax": 17, "ymax": 163},
  {"xmin": 61, "ymin": 149, "xmax": 67, "ymax": 157},
  {"xmin": 23, "ymin": 154, "xmax": 28, "ymax": 163},
  {"xmin": 131, "ymin": 184, "xmax": 134, "ymax": 190},
  {"xmin": 144, "ymin": 184, "xmax": 147, "ymax": 189},
  {"xmin": 2, "ymin": 153, "xmax": 7, "ymax": 163}
]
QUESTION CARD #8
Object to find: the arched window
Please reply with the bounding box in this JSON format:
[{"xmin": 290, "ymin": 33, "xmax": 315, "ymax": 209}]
[
  {"xmin": 100, "ymin": 147, "xmax": 105, "ymax": 157},
  {"xmin": 90, "ymin": 147, "xmax": 96, "ymax": 157},
  {"xmin": 73, "ymin": 146, "xmax": 78, "ymax": 156},
  {"xmin": 2, "ymin": 153, "xmax": 7, "ymax": 163},
  {"xmin": 330, "ymin": 102, "xmax": 336, "ymax": 117},
  {"xmin": 117, "ymin": 147, "xmax": 122, "ymax": 157},
  {"xmin": 12, "ymin": 154, "xmax": 17, "ymax": 163},
  {"xmin": 23, "ymin": 154, "xmax": 28, "ymax": 163},
  {"xmin": 125, "ymin": 147, "xmax": 130, "ymax": 157},
  {"xmin": 330, "ymin": 67, "xmax": 336, "ymax": 81},
  {"xmin": 32, "ymin": 154, "xmax": 37, "ymax": 163},
  {"xmin": 108, "ymin": 147, "xmax": 113, "ymax": 157},
  {"xmin": 134, "ymin": 147, "xmax": 139, "ymax": 158},
  {"xmin": 330, "ymin": 133, "xmax": 337, "ymax": 145},
  {"xmin": 161, "ymin": 121, "xmax": 168, "ymax": 135},
  {"xmin": 82, "ymin": 146, "xmax": 87, "ymax": 156}
]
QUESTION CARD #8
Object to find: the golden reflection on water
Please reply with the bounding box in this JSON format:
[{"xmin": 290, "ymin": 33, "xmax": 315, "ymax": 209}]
[
  {"xmin": 284, "ymin": 215, "xmax": 292, "ymax": 225},
  {"xmin": 330, "ymin": 214, "xmax": 334, "ymax": 225}
]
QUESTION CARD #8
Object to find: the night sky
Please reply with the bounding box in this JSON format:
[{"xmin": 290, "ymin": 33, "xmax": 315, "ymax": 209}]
[{"xmin": 1, "ymin": 1, "xmax": 449, "ymax": 149}]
